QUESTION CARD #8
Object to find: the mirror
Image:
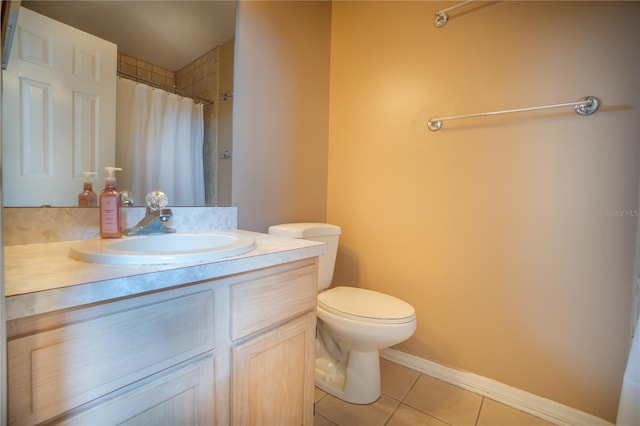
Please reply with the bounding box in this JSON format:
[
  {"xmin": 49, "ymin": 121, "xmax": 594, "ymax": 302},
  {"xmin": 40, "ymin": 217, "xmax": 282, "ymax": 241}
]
[
  {"xmin": 1, "ymin": 1, "xmax": 20, "ymax": 69},
  {"xmin": 2, "ymin": 1, "xmax": 235, "ymax": 207}
]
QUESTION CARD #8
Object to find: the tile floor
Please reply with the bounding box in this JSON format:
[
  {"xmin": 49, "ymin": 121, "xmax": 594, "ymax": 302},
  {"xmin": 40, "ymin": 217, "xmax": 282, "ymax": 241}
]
[{"xmin": 314, "ymin": 358, "xmax": 556, "ymax": 426}]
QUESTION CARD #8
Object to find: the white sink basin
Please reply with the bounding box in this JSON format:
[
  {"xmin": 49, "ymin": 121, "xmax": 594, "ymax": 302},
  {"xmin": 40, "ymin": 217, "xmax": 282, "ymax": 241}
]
[{"xmin": 69, "ymin": 232, "xmax": 256, "ymax": 265}]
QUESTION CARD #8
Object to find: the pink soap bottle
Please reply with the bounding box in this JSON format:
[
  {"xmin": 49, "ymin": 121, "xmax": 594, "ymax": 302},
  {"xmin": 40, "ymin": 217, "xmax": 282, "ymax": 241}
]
[
  {"xmin": 99, "ymin": 167, "xmax": 123, "ymax": 239},
  {"xmin": 78, "ymin": 172, "xmax": 98, "ymax": 207}
]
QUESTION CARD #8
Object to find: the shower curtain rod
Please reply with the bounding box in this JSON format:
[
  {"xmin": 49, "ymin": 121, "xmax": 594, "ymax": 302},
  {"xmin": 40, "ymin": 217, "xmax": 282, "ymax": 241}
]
[
  {"xmin": 434, "ymin": 0, "xmax": 476, "ymax": 27},
  {"xmin": 117, "ymin": 70, "xmax": 214, "ymax": 105},
  {"xmin": 427, "ymin": 96, "xmax": 600, "ymax": 131}
]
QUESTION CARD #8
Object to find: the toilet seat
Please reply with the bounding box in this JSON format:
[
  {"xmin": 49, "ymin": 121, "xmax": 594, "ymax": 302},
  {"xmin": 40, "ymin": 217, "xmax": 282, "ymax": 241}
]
[{"xmin": 318, "ymin": 286, "xmax": 415, "ymax": 324}]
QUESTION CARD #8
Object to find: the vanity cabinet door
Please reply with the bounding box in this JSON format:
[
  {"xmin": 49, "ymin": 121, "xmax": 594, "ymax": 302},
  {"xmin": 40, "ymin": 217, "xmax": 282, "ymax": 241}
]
[
  {"xmin": 57, "ymin": 353, "xmax": 215, "ymax": 425},
  {"xmin": 7, "ymin": 257, "xmax": 319, "ymax": 426},
  {"xmin": 7, "ymin": 286, "xmax": 215, "ymax": 426},
  {"xmin": 232, "ymin": 311, "xmax": 316, "ymax": 426},
  {"xmin": 230, "ymin": 262, "xmax": 317, "ymax": 340}
]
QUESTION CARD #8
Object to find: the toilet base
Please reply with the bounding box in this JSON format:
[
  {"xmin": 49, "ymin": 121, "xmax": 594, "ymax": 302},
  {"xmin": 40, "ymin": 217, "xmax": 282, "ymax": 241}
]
[{"xmin": 315, "ymin": 348, "xmax": 382, "ymax": 404}]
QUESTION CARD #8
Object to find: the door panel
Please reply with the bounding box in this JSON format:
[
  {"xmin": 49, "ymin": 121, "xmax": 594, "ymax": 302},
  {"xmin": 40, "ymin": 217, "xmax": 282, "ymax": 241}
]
[{"xmin": 2, "ymin": 7, "xmax": 116, "ymax": 207}]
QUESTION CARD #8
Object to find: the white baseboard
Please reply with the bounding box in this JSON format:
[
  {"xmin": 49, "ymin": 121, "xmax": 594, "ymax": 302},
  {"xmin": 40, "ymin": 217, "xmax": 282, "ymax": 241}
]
[{"xmin": 380, "ymin": 348, "xmax": 613, "ymax": 426}]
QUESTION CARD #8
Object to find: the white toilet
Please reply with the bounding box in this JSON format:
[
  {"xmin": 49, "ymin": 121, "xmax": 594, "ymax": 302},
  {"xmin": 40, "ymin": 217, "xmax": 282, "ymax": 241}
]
[{"xmin": 268, "ymin": 223, "xmax": 416, "ymax": 404}]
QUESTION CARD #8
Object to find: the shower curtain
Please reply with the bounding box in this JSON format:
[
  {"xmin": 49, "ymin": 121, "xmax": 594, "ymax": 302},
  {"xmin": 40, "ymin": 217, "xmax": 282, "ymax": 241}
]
[
  {"xmin": 616, "ymin": 314, "xmax": 639, "ymax": 425},
  {"xmin": 116, "ymin": 77, "xmax": 205, "ymax": 206},
  {"xmin": 616, "ymin": 187, "xmax": 640, "ymax": 425}
]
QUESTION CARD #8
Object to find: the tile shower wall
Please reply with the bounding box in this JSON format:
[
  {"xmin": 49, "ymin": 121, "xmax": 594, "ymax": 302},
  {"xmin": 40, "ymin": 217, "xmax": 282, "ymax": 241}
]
[
  {"xmin": 118, "ymin": 53, "xmax": 176, "ymax": 88},
  {"xmin": 175, "ymin": 49, "xmax": 219, "ymax": 104},
  {"xmin": 176, "ymin": 49, "xmax": 220, "ymax": 207}
]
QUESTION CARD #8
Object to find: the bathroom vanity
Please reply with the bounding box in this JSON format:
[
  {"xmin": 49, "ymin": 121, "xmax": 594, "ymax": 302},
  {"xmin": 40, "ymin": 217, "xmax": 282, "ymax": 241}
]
[{"xmin": 4, "ymin": 224, "xmax": 325, "ymax": 425}]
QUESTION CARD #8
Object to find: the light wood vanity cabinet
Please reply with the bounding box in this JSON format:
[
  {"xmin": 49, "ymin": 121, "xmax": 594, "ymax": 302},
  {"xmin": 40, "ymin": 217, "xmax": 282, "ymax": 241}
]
[{"xmin": 7, "ymin": 258, "xmax": 318, "ymax": 426}]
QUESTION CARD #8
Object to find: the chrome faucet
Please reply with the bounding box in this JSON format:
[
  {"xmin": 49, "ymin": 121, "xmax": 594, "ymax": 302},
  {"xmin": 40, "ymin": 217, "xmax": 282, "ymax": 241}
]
[{"xmin": 123, "ymin": 191, "xmax": 176, "ymax": 236}]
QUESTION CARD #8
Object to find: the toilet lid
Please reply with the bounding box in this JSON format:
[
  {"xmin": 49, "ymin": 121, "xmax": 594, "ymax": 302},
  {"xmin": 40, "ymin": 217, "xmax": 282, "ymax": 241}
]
[{"xmin": 317, "ymin": 287, "xmax": 415, "ymax": 323}]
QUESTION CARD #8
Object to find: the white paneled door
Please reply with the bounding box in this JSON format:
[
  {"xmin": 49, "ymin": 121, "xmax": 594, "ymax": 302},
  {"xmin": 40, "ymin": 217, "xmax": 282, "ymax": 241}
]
[{"xmin": 2, "ymin": 7, "xmax": 116, "ymax": 207}]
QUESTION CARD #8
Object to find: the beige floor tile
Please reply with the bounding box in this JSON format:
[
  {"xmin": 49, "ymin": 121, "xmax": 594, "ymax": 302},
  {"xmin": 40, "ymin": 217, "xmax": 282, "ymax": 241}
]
[
  {"xmin": 387, "ymin": 403, "xmax": 451, "ymax": 426},
  {"xmin": 315, "ymin": 387, "xmax": 327, "ymax": 403},
  {"xmin": 314, "ymin": 413, "xmax": 338, "ymax": 426},
  {"xmin": 477, "ymin": 399, "xmax": 556, "ymax": 426},
  {"xmin": 404, "ymin": 375, "xmax": 483, "ymax": 426},
  {"xmin": 315, "ymin": 393, "xmax": 400, "ymax": 426},
  {"xmin": 381, "ymin": 358, "xmax": 420, "ymax": 400}
]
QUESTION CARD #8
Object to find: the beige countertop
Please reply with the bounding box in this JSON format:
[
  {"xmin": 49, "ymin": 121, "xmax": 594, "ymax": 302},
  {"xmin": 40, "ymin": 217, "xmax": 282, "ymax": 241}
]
[{"xmin": 4, "ymin": 231, "xmax": 325, "ymax": 321}]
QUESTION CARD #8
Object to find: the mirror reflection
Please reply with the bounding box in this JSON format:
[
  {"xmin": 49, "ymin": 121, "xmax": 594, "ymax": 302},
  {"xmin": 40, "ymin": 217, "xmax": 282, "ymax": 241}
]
[{"xmin": 2, "ymin": 1, "xmax": 235, "ymax": 207}]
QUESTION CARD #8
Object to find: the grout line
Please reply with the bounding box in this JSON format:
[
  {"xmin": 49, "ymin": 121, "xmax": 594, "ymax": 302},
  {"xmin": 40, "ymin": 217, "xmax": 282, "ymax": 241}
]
[
  {"xmin": 394, "ymin": 373, "xmax": 476, "ymax": 426},
  {"xmin": 400, "ymin": 371, "xmax": 421, "ymax": 401},
  {"xmin": 316, "ymin": 412, "xmax": 338, "ymax": 426},
  {"xmin": 475, "ymin": 397, "xmax": 486, "ymax": 426},
  {"xmin": 381, "ymin": 360, "xmax": 422, "ymax": 425},
  {"xmin": 398, "ymin": 373, "xmax": 423, "ymax": 407},
  {"xmin": 382, "ymin": 399, "xmax": 401, "ymax": 426},
  {"xmin": 381, "ymin": 348, "xmax": 610, "ymax": 425}
]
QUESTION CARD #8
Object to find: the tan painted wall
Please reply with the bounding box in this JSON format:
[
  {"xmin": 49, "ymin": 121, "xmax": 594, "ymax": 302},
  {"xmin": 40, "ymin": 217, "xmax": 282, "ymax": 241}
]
[
  {"xmin": 233, "ymin": 1, "xmax": 331, "ymax": 231},
  {"xmin": 328, "ymin": 1, "xmax": 639, "ymax": 421}
]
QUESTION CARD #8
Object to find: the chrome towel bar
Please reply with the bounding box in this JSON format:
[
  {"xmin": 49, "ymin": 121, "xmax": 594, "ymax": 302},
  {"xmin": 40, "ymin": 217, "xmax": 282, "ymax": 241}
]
[
  {"xmin": 427, "ymin": 96, "xmax": 600, "ymax": 131},
  {"xmin": 434, "ymin": 0, "xmax": 476, "ymax": 27}
]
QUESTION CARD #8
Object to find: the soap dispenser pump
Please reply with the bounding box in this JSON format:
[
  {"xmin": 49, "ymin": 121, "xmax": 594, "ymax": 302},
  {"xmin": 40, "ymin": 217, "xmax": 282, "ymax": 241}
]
[
  {"xmin": 100, "ymin": 167, "xmax": 123, "ymax": 239},
  {"xmin": 78, "ymin": 171, "xmax": 98, "ymax": 207}
]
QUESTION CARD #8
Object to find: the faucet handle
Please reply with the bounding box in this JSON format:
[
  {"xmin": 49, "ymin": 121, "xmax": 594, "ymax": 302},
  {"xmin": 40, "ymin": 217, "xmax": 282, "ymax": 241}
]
[
  {"xmin": 145, "ymin": 191, "xmax": 168, "ymax": 211},
  {"xmin": 120, "ymin": 190, "xmax": 135, "ymax": 207}
]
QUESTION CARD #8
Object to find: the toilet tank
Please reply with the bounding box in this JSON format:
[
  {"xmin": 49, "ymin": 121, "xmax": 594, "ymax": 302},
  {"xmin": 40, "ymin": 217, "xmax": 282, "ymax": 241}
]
[{"xmin": 268, "ymin": 223, "xmax": 341, "ymax": 291}]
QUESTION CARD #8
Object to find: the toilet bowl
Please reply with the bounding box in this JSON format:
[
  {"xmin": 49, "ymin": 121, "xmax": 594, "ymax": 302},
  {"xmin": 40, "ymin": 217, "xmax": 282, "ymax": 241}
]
[
  {"xmin": 268, "ymin": 223, "xmax": 417, "ymax": 404},
  {"xmin": 316, "ymin": 286, "xmax": 416, "ymax": 403}
]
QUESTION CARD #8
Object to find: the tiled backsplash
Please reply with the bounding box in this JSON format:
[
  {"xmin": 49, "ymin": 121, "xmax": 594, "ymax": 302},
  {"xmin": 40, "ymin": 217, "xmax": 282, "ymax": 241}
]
[{"xmin": 3, "ymin": 207, "xmax": 238, "ymax": 246}]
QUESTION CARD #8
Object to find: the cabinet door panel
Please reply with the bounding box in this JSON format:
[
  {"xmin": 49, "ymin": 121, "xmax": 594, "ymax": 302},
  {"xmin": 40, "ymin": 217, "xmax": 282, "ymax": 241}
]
[
  {"xmin": 8, "ymin": 289, "xmax": 214, "ymax": 426},
  {"xmin": 59, "ymin": 354, "xmax": 215, "ymax": 425},
  {"xmin": 231, "ymin": 263, "xmax": 317, "ymax": 340},
  {"xmin": 2, "ymin": 6, "xmax": 116, "ymax": 207},
  {"xmin": 232, "ymin": 312, "xmax": 316, "ymax": 426}
]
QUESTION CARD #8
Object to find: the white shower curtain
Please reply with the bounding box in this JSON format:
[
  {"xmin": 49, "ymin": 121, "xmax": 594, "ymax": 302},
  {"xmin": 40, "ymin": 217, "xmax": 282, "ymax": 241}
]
[
  {"xmin": 616, "ymin": 314, "xmax": 640, "ymax": 425},
  {"xmin": 116, "ymin": 78, "xmax": 205, "ymax": 206},
  {"xmin": 616, "ymin": 185, "xmax": 640, "ymax": 425}
]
